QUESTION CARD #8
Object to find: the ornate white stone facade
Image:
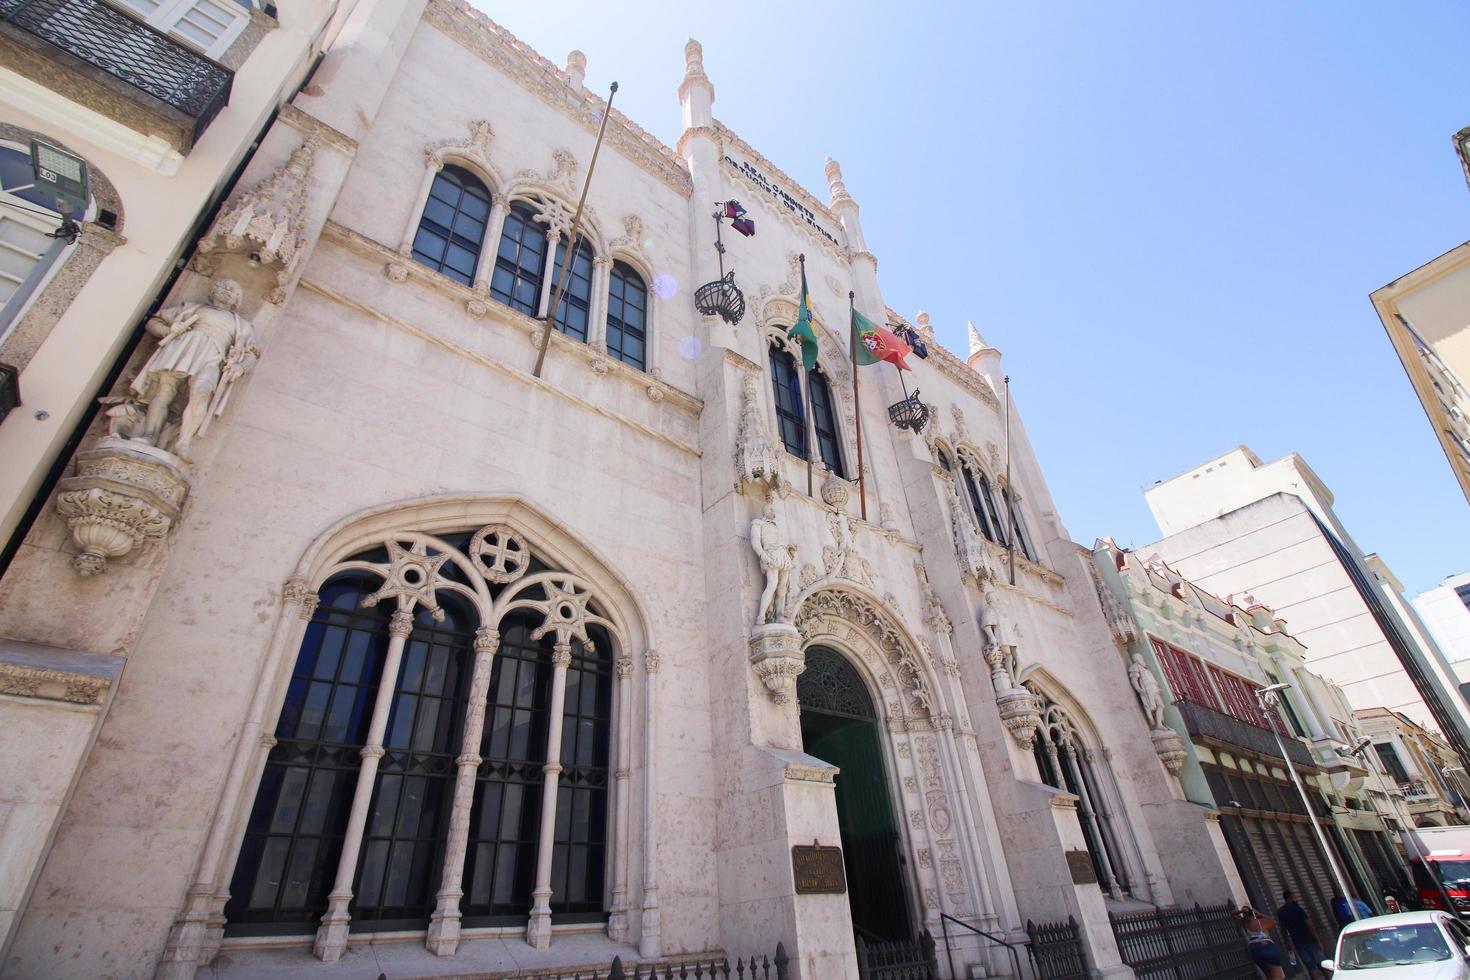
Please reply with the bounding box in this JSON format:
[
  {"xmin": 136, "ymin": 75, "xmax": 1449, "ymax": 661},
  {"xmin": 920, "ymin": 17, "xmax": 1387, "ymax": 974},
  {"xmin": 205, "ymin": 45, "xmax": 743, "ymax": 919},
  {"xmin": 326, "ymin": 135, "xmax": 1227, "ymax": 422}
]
[{"xmin": 0, "ymin": 4, "xmax": 1242, "ymax": 979}]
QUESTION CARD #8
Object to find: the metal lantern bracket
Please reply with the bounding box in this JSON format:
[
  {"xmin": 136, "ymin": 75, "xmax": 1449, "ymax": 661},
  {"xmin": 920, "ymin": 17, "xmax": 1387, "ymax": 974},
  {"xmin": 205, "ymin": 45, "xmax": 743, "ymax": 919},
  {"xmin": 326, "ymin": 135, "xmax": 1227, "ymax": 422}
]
[{"xmin": 694, "ymin": 201, "xmax": 747, "ymax": 325}]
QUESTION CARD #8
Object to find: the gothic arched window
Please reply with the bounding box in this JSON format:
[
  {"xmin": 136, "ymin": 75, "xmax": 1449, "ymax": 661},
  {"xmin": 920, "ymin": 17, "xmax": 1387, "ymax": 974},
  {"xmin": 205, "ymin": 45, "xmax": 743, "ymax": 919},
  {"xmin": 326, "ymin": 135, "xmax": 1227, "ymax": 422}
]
[
  {"xmin": 411, "ymin": 165, "xmax": 491, "ymax": 287},
  {"xmin": 769, "ymin": 342, "xmax": 808, "ymax": 458},
  {"xmin": 225, "ymin": 529, "xmax": 619, "ymax": 943},
  {"xmin": 809, "ymin": 367, "xmax": 845, "ymax": 478},
  {"xmin": 491, "ymin": 201, "xmax": 548, "ymax": 315},
  {"xmin": 1003, "ymin": 488, "xmax": 1036, "ymax": 561},
  {"xmin": 550, "ymin": 237, "xmax": 594, "ymax": 341},
  {"xmin": 959, "ymin": 463, "xmax": 995, "ymax": 542},
  {"xmin": 1028, "ymin": 685, "xmax": 1132, "ymax": 897},
  {"xmin": 606, "ymin": 261, "xmax": 647, "ymax": 370}
]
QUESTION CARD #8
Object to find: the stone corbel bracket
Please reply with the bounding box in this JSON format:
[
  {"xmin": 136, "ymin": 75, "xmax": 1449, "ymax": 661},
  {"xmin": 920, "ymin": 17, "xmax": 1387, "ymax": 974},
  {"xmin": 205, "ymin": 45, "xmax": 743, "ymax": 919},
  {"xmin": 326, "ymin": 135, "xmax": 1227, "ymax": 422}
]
[
  {"xmin": 749, "ymin": 622, "xmax": 804, "ymax": 704},
  {"xmin": 995, "ymin": 687, "xmax": 1042, "ymax": 749},
  {"xmin": 1150, "ymin": 727, "xmax": 1188, "ymax": 774},
  {"xmin": 55, "ymin": 439, "xmax": 190, "ymax": 575}
]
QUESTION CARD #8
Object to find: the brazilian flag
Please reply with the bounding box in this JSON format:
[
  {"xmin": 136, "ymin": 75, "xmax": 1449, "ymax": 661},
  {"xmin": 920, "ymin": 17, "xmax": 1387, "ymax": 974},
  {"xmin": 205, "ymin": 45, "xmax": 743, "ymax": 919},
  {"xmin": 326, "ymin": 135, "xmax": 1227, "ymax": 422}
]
[{"xmin": 786, "ymin": 267, "xmax": 819, "ymax": 371}]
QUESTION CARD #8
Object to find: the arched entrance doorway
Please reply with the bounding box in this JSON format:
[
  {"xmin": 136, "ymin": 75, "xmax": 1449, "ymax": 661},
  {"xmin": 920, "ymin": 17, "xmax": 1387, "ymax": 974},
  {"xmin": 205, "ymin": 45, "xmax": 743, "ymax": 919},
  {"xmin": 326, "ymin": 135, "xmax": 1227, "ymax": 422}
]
[{"xmin": 798, "ymin": 645, "xmax": 913, "ymax": 942}]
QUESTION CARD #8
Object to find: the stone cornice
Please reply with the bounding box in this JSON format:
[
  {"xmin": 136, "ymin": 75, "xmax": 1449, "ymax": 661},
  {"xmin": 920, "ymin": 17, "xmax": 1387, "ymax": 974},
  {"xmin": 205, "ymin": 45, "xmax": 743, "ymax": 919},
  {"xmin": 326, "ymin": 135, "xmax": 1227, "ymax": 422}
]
[
  {"xmin": 279, "ymin": 103, "xmax": 357, "ymax": 156},
  {"xmin": 0, "ymin": 662, "xmax": 110, "ymax": 705},
  {"xmin": 427, "ymin": 1, "xmax": 691, "ymax": 197}
]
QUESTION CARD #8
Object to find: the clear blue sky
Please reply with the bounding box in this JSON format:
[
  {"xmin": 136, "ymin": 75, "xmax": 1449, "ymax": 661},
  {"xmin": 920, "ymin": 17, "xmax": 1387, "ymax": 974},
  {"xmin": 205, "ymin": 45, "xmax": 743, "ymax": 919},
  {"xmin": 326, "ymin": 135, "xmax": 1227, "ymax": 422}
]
[{"xmin": 471, "ymin": 1, "xmax": 1470, "ymax": 596}]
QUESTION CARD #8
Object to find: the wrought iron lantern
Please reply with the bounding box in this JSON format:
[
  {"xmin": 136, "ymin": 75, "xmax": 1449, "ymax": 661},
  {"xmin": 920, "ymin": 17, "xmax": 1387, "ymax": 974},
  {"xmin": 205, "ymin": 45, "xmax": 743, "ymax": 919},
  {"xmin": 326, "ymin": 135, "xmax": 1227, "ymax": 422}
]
[
  {"xmin": 888, "ymin": 389, "xmax": 930, "ymax": 433},
  {"xmin": 694, "ymin": 271, "xmax": 746, "ymax": 325},
  {"xmin": 694, "ymin": 201, "xmax": 751, "ymax": 326}
]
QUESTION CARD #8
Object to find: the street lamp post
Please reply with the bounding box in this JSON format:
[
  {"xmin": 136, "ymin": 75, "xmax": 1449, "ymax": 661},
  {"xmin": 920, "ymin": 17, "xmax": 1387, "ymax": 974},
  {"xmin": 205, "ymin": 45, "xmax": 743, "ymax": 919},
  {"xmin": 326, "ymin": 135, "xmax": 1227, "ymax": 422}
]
[
  {"xmin": 1255, "ymin": 684, "xmax": 1363, "ymax": 922},
  {"xmin": 1344, "ymin": 737, "xmax": 1458, "ymax": 917}
]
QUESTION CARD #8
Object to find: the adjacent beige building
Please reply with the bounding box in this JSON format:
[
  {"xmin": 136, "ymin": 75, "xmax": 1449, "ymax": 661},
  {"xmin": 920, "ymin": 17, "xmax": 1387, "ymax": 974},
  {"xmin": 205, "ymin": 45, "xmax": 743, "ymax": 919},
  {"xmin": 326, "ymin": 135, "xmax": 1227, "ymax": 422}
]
[
  {"xmin": 1414, "ymin": 571, "xmax": 1470, "ymax": 689},
  {"xmin": 1368, "ymin": 126, "xmax": 1470, "ymax": 505},
  {"xmin": 1142, "ymin": 446, "xmax": 1470, "ymax": 765}
]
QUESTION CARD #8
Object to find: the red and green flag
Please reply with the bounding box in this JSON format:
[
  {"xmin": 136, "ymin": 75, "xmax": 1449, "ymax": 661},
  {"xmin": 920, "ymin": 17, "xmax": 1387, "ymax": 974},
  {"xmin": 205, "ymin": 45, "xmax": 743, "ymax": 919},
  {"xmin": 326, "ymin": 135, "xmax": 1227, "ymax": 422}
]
[
  {"xmin": 852, "ymin": 307, "xmax": 913, "ymax": 370},
  {"xmin": 786, "ymin": 267, "xmax": 819, "ymax": 371}
]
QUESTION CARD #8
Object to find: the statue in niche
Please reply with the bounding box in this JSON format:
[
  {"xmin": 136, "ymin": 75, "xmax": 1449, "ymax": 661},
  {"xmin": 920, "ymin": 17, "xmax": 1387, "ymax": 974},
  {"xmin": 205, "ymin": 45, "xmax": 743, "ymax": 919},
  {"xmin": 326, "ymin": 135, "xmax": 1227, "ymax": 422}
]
[
  {"xmin": 750, "ymin": 495, "xmax": 797, "ymax": 628},
  {"xmin": 108, "ymin": 278, "xmax": 260, "ymax": 461},
  {"xmin": 979, "ymin": 584, "xmax": 1018, "ymax": 690},
  {"xmin": 1128, "ymin": 653, "xmax": 1168, "ymax": 731}
]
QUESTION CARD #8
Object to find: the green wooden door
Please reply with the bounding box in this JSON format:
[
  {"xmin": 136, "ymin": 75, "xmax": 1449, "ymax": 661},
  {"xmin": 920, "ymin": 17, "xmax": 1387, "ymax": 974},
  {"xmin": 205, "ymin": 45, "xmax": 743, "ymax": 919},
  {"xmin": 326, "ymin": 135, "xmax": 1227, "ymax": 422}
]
[{"xmin": 799, "ymin": 646, "xmax": 914, "ymax": 942}]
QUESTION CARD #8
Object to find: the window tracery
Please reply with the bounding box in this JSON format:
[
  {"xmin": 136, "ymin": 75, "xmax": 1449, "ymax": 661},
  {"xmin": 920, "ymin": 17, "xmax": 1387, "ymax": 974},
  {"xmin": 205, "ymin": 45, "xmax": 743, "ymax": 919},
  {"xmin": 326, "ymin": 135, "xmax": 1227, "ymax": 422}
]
[
  {"xmin": 225, "ymin": 523, "xmax": 623, "ymax": 955},
  {"xmin": 1025, "ymin": 682, "xmax": 1133, "ymax": 898}
]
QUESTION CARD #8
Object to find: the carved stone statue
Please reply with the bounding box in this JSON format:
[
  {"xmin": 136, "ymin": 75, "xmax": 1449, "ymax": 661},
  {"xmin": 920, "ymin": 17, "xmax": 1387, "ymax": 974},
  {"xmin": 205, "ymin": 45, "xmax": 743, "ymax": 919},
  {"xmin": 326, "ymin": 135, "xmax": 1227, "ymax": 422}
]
[
  {"xmin": 1128, "ymin": 653, "xmax": 1168, "ymax": 731},
  {"xmin": 119, "ymin": 278, "xmax": 259, "ymax": 461},
  {"xmin": 735, "ymin": 374, "xmax": 780, "ymax": 491},
  {"xmin": 750, "ymin": 497, "xmax": 797, "ymax": 628},
  {"xmin": 949, "ymin": 480, "xmax": 991, "ymax": 581},
  {"xmin": 979, "ymin": 585, "xmax": 1019, "ymax": 691}
]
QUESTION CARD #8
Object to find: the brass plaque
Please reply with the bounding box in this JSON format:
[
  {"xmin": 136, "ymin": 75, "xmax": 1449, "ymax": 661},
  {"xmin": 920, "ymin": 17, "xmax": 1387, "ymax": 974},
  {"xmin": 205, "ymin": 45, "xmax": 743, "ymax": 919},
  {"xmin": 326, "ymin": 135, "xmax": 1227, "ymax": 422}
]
[
  {"xmin": 792, "ymin": 844, "xmax": 847, "ymax": 894},
  {"xmin": 1066, "ymin": 849, "xmax": 1098, "ymax": 885}
]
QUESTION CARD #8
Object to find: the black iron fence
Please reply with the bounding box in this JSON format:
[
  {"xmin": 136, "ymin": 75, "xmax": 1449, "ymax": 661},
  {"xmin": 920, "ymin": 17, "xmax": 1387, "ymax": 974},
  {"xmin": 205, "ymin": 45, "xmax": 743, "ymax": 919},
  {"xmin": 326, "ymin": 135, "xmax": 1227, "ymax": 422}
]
[
  {"xmin": 502, "ymin": 947, "xmax": 790, "ymax": 980},
  {"xmin": 1110, "ymin": 903, "xmax": 1257, "ymax": 980},
  {"xmin": 0, "ymin": 0, "xmax": 232, "ymax": 142},
  {"xmin": 854, "ymin": 930, "xmax": 938, "ymax": 979},
  {"xmin": 1027, "ymin": 916, "xmax": 1089, "ymax": 980}
]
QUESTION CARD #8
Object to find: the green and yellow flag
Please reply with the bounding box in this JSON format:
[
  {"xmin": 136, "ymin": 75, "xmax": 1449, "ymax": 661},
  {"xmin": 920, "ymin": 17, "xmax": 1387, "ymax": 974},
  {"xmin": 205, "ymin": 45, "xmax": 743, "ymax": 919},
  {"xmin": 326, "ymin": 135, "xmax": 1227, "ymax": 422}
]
[{"xmin": 786, "ymin": 266, "xmax": 819, "ymax": 372}]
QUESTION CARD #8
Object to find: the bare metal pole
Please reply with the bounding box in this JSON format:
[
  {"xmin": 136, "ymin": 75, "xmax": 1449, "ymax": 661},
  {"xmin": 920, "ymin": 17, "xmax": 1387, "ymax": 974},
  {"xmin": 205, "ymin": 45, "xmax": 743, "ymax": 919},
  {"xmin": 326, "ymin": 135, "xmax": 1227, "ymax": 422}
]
[
  {"xmin": 1257, "ymin": 686, "xmax": 1361, "ymax": 921},
  {"xmin": 850, "ymin": 291, "xmax": 866, "ymax": 521},
  {"xmin": 1004, "ymin": 375, "xmax": 1015, "ymax": 586},
  {"xmin": 533, "ymin": 81, "xmax": 618, "ymax": 380}
]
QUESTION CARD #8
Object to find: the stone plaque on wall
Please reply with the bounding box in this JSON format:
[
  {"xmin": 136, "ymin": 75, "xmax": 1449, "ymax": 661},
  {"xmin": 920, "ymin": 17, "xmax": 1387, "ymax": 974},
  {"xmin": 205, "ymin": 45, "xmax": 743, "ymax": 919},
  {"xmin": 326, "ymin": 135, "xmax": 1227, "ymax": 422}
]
[
  {"xmin": 1066, "ymin": 849, "xmax": 1098, "ymax": 885},
  {"xmin": 792, "ymin": 844, "xmax": 846, "ymax": 894}
]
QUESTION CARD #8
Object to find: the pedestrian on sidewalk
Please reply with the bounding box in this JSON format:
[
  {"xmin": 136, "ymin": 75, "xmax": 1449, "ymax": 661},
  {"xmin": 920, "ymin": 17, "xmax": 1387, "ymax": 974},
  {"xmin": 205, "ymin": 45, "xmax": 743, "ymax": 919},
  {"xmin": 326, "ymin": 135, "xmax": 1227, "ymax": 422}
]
[
  {"xmin": 1277, "ymin": 890, "xmax": 1327, "ymax": 979},
  {"xmin": 1236, "ymin": 905, "xmax": 1286, "ymax": 980}
]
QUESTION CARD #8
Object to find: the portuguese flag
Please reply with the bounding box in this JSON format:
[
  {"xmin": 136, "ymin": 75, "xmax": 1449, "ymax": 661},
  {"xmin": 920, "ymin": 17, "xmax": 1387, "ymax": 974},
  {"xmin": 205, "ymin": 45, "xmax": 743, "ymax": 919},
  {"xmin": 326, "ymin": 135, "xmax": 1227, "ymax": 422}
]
[
  {"xmin": 852, "ymin": 308, "xmax": 913, "ymax": 370},
  {"xmin": 786, "ymin": 266, "xmax": 819, "ymax": 371}
]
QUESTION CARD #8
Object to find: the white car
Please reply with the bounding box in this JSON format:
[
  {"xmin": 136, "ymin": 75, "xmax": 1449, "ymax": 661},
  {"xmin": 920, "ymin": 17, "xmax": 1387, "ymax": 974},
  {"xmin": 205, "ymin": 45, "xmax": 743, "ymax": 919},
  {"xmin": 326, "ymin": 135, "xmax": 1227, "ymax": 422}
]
[{"xmin": 1325, "ymin": 911, "xmax": 1470, "ymax": 977}]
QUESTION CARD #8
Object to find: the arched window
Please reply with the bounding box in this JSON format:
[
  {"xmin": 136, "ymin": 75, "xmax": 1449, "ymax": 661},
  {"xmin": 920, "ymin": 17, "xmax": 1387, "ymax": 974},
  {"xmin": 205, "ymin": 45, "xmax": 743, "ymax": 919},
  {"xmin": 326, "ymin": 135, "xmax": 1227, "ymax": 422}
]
[
  {"xmin": 606, "ymin": 261, "xmax": 647, "ymax": 370},
  {"xmin": 550, "ymin": 238, "xmax": 594, "ymax": 342},
  {"xmin": 935, "ymin": 448, "xmax": 954, "ymax": 474},
  {"xmin": 491, "ymin": 201, "xmax": 548, "ymax": 316},
  {"xmin": 1003, "ymin": 488, "xmax": 1036, "ymax": 561},
  {"xmin": 411, "ymin": 165, "xmax": 491, "ymax": 287},
  {"xmin": 769, "ymin": 342, "xmax": 808, "ymax": 458},
  {"xmin": 809, "ymin": 367, "xmax": 845, "ymax": 478},
  {"xmin": 225, "ymin": 529, "xmax": 617, "ymax": 941},
  {"xmin": 959, "ymin": 463, "xmax": 995, "ymax": 542},
  {"xmin": 1028, "ymin": 685, "xmax": 1132, "ymax": 897},
  {"xmin": 977, "ymin": 474, "xmax": 1008, "ymax": 548}
]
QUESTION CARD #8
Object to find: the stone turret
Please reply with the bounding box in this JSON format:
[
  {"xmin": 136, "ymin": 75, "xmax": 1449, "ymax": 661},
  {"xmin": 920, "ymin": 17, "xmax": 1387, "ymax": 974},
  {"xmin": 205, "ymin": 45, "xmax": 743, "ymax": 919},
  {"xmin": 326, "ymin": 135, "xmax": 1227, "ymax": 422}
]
[
  {"xmin": 678, "ymin": 38, "xmax": 714, "ymax": 131},
  {"xmin": 564, "ymin": 50, "xmax": 586, "ymax": 90},
  {"xmin": 966, "ymin": 320, "xmax": 1003, "ymax": 394}
]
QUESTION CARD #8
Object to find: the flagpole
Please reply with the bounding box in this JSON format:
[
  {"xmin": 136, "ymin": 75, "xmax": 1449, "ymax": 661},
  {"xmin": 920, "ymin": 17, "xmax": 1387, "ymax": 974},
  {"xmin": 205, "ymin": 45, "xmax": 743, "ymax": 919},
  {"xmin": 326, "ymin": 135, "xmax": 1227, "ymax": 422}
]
[
  {"xmin": 1004, "ymin": 374, "xmax": 1015, "ymax": 586},
  {"xmin": 797, "ymin": 253, "xmax": 814, "ymax": 496},
  {"xmin": 849, "ymin": 291, "xmax": 866, "ymax": 521},
  {"xmin": 533, "ymin": 81, "xmax": 618, "ymax": 380}
]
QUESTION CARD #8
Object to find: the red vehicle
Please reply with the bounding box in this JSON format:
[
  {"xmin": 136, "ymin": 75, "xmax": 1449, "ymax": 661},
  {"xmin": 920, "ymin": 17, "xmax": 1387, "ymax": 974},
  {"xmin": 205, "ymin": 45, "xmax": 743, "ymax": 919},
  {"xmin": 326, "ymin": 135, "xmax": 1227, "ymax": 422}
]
[{"xmin": 1405, "ymin": 828, "xmax": 1470, "ymax": 916}]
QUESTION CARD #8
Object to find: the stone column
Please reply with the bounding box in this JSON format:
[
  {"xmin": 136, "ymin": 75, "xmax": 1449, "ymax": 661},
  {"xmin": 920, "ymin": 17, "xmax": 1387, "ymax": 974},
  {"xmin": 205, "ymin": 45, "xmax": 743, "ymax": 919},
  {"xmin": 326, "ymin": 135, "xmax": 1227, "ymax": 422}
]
[
  {"xmin": 314, "ymin": 607, "xmax": 414, "ymax": 963},
  {"xmin": 399, "ymin": 163, "xmax": 441, "ymax": 256},
  {"xmin": 425, "ymin": 626, "xmax": 500, "ymax": 956},
  {"xmin": 526, "ymin": 642, "xmax": 573, "ymax": 949},
  {"xmin": 536, "ymin": 234, "xmax": 561, "ymax": 322},
  {"xmin": 589, "ymin": 256, "xmax": 612, "ymax": 351},
  {"xmin": 639, "ymin": 649, "xmax": 661, "ymax": 956},
  {"xmin": 607, "ymin": 654, "xmax": 634, "ymax": 942},
  {"xmin": 474, "ymin": 199, "xmax": 508, "ymax": 294}
]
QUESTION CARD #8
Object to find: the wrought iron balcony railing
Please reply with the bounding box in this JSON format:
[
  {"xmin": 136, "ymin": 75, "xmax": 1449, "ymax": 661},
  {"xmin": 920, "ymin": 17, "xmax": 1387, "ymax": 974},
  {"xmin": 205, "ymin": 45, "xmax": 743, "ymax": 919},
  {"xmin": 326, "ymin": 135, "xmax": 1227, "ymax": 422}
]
[
  {"xmin": 0, "ymin": 0, "xmax": 233, "ymax": 147},
  {"xmin": 1174, "ymin": 698, "xmax": 1316, "ymax": 769},
  {"xmin": 1400, "ymin": 780, "xmax": 1439, "ymax": 801}
]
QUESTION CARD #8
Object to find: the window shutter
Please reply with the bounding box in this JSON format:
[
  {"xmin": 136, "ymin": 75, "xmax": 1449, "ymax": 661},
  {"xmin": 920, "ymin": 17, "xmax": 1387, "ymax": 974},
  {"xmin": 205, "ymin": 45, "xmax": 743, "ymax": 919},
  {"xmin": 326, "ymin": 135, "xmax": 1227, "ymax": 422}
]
[{"xmin": 107, "ymin": 0, "xmax": 251, "ymax": 58}]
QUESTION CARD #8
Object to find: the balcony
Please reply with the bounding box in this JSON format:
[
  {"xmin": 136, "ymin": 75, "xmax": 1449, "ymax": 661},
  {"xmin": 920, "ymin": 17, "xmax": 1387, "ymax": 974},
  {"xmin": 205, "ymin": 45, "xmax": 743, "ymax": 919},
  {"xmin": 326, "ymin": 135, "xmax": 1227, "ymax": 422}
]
[
  {"xmin": 1400, "ymin": 780, "xmax": 1439, "ymax": 802},
  {"xmin": 0, "ymin": 0, "xmax": 233, "ymax": 154},
  {"xmin": 1175, "ymin": 698, "xmax": 1316, "ymax": 769}
]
